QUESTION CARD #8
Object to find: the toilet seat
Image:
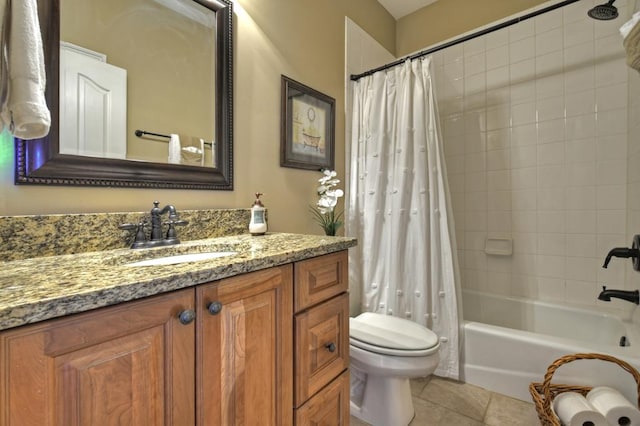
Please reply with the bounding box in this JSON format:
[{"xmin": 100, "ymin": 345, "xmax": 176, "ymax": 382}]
[{"xmin": 350, "ymin": 312, "xmax": 440, "ymax": 357}]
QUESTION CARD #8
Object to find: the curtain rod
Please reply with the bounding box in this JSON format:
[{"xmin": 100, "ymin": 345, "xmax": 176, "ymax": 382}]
[{"xmin": 350, "ymin": 0, "xmax": 582, "ymax": 81}]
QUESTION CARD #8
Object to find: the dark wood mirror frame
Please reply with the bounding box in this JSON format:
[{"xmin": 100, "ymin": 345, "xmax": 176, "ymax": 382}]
[{"xmin": 15, "ymin": 0, "xmax": 233, "ymax": 190}]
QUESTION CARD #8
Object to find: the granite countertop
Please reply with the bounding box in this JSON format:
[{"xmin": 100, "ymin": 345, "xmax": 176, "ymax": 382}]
[{"xmin": 0, "ymin": 233, "xmax": 357, "ymax": 331}]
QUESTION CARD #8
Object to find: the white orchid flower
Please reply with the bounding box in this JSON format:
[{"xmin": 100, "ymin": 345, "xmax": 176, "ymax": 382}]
[
  {"xmin": 311, "ymin": 170, "xmax": 344, "ymax": 235},
  {"xmin": 318, "ymin": 170, "xmax": 338, "ymax": 185},
  {"xmin": 317, "ymin": 197, "xmax": 332, "ymax": 213},
  {"xmin": 326, "ymin": 188, "xmax": 344, "ymax": 198},
  {"xmin": 318, "ymin": 195, "xmax": 337, "ymax": 208}
]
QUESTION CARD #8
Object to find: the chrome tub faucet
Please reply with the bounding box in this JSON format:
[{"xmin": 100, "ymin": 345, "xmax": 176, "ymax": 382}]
[{"xmin": 598, "ymin": 286, "xmax": 640, "ymax": 305}]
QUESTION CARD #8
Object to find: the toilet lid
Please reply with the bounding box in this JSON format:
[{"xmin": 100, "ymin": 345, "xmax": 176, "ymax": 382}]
[{"xmin": 350, "ymin": 312, "xmax": 439, "ymax": 355}]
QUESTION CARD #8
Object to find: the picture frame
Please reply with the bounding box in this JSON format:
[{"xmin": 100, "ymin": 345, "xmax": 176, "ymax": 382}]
[{"xmin": 280, "ymin": 75, "xmax": 335, "ymax": 170}]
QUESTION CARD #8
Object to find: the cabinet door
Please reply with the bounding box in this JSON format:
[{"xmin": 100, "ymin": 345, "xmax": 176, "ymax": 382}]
[
  {"xmin": 295, "ymin": 371, "xmax": 350, "ymax": 426},
  {"xmin": 198, "ymin": 265, "xmax": 293, "ymax": 426},
  {"xmin": 294, "ymin": 293, "xmax": 349, "ymax": 406},
  {"xmin": 0, "ymin": 289, "xmax": 196, "ymax": 426}
]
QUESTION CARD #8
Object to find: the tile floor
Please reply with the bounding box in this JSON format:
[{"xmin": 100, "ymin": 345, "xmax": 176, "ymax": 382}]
[{"xmin": 350, "ymin": 377, "xmax": 540, "ymax": 426}]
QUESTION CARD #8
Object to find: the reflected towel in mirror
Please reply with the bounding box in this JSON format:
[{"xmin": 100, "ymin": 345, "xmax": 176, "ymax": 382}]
[
  {"xmin": 181, "ymin": 140, "xmax": 204, "ymax": 166},
  {"xmin": 168, "ymin": 133, "xmax": 181, "ymax": 164}
]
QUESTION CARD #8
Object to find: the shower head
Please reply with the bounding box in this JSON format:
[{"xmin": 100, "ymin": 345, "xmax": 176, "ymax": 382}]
[{"xmin": 588, "ymin": 0, "xmax": 618, "ymax": 20}]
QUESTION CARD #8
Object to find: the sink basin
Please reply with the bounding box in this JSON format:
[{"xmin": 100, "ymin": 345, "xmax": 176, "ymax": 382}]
[{"xmin": 124, "ymin": 251, "xmax": 236, "ymax": 267}]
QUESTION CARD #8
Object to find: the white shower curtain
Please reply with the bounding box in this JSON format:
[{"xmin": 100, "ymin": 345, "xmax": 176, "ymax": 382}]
[{"xmin": 347, "ymin": 58, "xmax": 462, "ymax": 379}]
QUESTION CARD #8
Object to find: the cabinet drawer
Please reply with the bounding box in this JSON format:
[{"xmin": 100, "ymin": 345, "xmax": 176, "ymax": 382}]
[
  {"xmin": 295, "ymin": 293, "xmax": 349, "ymax": 406},
  {"xmin": 295, "ymin": 250, "xmax": 348, "ymax": 312},
  {"xmin": 295, "ymin": 370, "xmax": 350, "ymax": 426}
]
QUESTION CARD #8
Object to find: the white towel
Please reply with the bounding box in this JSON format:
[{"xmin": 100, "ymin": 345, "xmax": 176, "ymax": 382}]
[
  {"xmin": 181, "ymin": 144, "xmax": 203, "ymax": 166},
  {"xmin": 621, "ymin": 11, "xmax": 640, "ymax": 72},
  {"xmin": 0, "ymin": 0, "xmax": 8, "ymax": 133},
  {"xmin": 621, "ymin": 12, "xmax": 640, "ymax": 39},
  {"xmin": 3, "ymin": 0, "xmax": 51, "ymax": 139},
  {"xmin": 168, "ymin": 133, "xmax": 181, "ymax": 164},
  {"xmin": 200, "ymin": 138, "xmax": 215, "ymax": 167}
]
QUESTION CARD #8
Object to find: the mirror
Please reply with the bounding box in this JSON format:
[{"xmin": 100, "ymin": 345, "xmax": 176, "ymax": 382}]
[{"xmin": 15, "ymin": 0, "xmax": 233, "ymax": 190}]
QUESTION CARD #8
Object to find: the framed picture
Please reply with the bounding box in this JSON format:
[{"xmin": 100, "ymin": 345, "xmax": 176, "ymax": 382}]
[{"xmin": 280, "ymin": 75, "xmax": 335, "ymax": 170}]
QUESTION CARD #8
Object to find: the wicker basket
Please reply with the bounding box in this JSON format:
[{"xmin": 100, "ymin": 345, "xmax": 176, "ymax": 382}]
[{"xmin": 529, "ymin": 353, "xmax": 640, "ymax": 426}]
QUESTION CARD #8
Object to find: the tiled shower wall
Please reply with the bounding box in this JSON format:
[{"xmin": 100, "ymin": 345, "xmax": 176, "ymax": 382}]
[
  {"xmin": 433, "ymin": 0, "xmax": 638, "ymax": 310},
  {"xmin": 628, "ymin": 37, "xmax": 640, "ymax": 264}
]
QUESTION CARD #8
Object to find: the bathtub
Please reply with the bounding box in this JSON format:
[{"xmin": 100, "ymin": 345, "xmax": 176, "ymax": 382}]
[{"xmin": 461, "ymin": 290, "xmax": 640, "ymax": 402}]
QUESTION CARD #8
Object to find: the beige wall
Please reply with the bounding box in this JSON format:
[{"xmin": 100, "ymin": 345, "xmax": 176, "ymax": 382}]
[
  {"xmin": 396, "ymin": 0, "xmax": 550, "ymax": 56},
  {"xmin": 0, "ymin": 0, "xmax": 394, "ymax": 236}
]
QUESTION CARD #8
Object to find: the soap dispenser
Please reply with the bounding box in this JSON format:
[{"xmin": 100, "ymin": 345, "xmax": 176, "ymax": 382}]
[{"xmin": 249, "ymin": 192, "xmax": 267, "ymax": 235}]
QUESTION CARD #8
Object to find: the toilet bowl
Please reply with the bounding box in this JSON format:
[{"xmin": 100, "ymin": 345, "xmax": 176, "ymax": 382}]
[{"xmin": 349, "ymin": 312, "xmax": 440, "ymax": 426}]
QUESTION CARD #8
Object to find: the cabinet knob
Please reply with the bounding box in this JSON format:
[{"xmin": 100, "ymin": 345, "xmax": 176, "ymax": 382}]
[
  {"xmin": 178, "ymin": 309, "xmax": 196, "ymax": 325},
  {"xmin": 207, "ymin": 301, "xmax": 223, "ymax": 315},
  {"xmin": 325, "ymin": 342, "xmax": 336, "ymax": 353}
]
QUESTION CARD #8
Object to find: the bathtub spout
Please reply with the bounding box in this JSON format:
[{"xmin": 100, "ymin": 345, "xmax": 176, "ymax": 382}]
[{"xmin": 598, "ymin": 286, "xmax": 640, "ymax": 304}]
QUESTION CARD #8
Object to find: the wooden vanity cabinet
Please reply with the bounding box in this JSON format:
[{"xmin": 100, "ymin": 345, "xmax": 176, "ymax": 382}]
[
  {"xmin": 0, "ymin": 252, "xmax": 347, "ymax": 426},
  {"xmin": 197, "ymin": 264, "xmax": 293, "ymax": 426},
  {"xmin": 0, "ymin": 288, "xmax": 196, "ymax": 426},
  {"xmin": 0, "ymin": 266, "xmax": 293, "ymax": 426},
  {"xmin": 294, "ymin": 251, "xmax": 350, "ymax": 425}
]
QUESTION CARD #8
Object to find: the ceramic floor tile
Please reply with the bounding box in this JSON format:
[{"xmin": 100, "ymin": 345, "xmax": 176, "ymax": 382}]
[
  {"xmin": 409, "ymin": 397, "xmax": 485, "ymax": 426},
  {"xmin": 349, "ymin": 415, "xmax": 371, "ymax": 426},
  {"xmin": 418, "ymin": 377, "xmax": 491, "ymax": 421},
  {"xmin": 410, "ymin": 376, "xmax": 432, "ymax": 396},
  {"xmin": 351, "ymin": 378, "xmax": 537, "ymax": 426},
  {"xmin": 483, "ymin": 393, "xmax": 540, "ymax": 426}
]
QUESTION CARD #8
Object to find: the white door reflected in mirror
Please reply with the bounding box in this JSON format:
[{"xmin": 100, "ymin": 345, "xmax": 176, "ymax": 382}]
[{"xmin": 59, "ymin": 42, "xmax": 127, "ymax": 159}]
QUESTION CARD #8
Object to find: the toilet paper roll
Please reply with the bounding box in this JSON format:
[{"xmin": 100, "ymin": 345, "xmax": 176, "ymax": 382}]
[
  {"xmin": 587, "ymin": 386, "xmax": 640, "ymax": 426},
  {"xmin": 553, "ymin": 392, "xmax": 608, "ymax": 426}
]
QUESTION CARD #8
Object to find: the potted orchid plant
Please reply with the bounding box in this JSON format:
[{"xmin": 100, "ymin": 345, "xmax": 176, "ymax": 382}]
[{"xmin": 310, "ymin": 169, "xmax": 344, "ymax": 236}]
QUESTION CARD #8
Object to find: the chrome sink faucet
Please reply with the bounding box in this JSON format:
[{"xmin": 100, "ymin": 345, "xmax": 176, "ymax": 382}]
[
  {"xmin": 119, "ymin": 201, "xmax": 188, "ymax": 248},
  {"xmin": 150, "ymin": 201, "xmax": 178, "ymax": 242}
]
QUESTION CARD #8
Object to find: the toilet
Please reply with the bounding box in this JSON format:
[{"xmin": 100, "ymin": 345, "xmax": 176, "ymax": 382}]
[{"xmin": 349, "ymin": 312, "xmax": 440, "ymax": 426}]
